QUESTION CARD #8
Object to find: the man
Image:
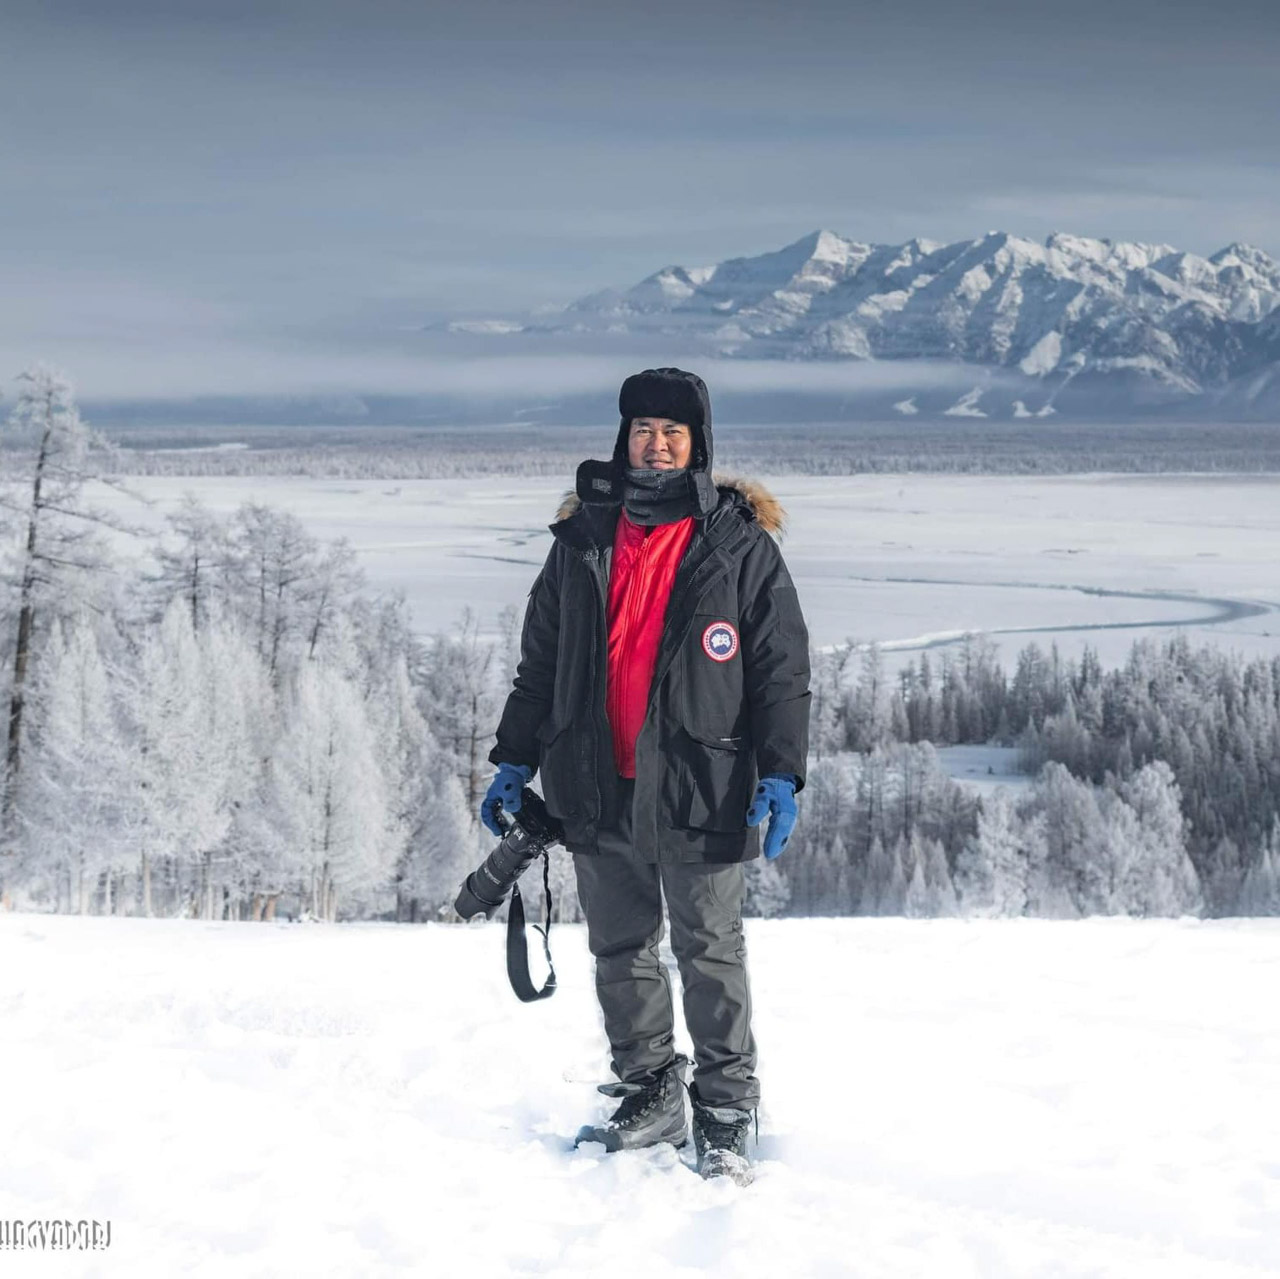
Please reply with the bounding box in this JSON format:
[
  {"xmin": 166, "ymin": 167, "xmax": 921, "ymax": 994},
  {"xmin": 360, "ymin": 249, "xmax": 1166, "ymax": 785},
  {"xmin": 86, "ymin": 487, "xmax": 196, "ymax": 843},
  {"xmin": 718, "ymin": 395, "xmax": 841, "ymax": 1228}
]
[{"xmin": 482, "ymin": 367, "xmax": 810, "ymax": 1185}]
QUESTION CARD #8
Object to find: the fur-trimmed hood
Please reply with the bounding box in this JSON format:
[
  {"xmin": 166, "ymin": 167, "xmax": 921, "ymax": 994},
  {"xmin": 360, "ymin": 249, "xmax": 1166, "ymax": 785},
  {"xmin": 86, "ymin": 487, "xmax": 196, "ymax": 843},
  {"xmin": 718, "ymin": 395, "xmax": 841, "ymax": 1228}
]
[{"xmin": 555, "ymin": 474, "xmax": 786, "ymax": 537}]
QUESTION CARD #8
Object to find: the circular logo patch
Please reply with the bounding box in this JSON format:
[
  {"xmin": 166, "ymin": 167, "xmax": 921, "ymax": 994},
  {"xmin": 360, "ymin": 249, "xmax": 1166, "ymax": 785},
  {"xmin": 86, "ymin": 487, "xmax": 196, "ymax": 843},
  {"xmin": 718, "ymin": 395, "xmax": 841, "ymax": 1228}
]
[{"xmin": 701, "ymin": 621, "xmax": 739, "ymax": 662}]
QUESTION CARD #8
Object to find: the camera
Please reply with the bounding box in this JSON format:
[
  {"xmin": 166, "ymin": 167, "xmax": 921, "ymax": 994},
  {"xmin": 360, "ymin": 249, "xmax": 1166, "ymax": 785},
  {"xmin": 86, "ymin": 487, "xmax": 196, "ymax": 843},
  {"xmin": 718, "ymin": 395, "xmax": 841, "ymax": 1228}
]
[
  {"xmin": 454, "ymin": 786, "xmax": 564, "ymax": 921},
  {"xmin": 454, "ymin": 786, "xmax": 565, "ymax": 1003}
]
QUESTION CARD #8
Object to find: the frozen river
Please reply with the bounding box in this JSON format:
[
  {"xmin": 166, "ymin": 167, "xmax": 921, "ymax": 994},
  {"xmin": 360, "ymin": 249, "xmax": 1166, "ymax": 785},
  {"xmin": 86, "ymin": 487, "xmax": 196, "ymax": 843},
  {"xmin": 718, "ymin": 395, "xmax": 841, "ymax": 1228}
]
[{"xmin": 92, "ymin": 471, "xmax": 1280, "ymax": 673}]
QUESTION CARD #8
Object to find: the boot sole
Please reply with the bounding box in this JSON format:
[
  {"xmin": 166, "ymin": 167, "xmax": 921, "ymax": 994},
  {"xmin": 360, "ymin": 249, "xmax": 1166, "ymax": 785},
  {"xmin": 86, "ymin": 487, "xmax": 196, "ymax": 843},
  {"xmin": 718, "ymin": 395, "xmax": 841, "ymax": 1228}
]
[{"xmin": 574, "ymin": 1119, "xmax": 689, "ymax": 1153}]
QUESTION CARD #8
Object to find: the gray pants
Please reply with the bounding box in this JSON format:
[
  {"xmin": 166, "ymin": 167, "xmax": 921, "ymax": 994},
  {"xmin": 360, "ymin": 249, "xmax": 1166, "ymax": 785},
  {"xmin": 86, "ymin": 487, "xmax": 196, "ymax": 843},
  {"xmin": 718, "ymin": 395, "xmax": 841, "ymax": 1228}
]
[{"xmin": 572, "ymin": 782, "xmax": 760, "ymax": 1111}]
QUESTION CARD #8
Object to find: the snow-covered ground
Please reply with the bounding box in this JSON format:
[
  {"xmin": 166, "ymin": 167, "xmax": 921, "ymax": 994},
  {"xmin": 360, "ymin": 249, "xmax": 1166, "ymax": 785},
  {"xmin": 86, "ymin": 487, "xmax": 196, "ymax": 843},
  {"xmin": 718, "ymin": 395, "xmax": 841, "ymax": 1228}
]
[
  {"xmin": 91, "ymin": 472, "xmax": 1280, "ymax": 676},
  {"xmin": 934, "ymin": 744, "xmax": 1033, "ymax": 798},
  {"xmin": 4, "ymin": 912, "xmax": 1279, "ymax": 1278}
]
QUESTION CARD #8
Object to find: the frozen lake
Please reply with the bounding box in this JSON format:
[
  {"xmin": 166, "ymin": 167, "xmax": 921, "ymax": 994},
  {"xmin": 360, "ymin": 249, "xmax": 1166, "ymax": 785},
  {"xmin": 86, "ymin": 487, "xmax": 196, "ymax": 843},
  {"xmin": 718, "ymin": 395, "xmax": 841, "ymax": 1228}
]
[{"xmin": 93, "ymin": 471, "xmax": 1280, "ymax": 673}]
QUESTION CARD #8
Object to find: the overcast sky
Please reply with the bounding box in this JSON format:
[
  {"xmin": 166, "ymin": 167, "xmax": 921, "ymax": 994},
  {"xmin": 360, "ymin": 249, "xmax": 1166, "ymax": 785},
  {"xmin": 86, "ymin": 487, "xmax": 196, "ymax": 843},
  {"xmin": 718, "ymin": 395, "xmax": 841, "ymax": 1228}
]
[{"xmin": 2, "ymin": 0, "xmax": 1278, "ymax": 399}]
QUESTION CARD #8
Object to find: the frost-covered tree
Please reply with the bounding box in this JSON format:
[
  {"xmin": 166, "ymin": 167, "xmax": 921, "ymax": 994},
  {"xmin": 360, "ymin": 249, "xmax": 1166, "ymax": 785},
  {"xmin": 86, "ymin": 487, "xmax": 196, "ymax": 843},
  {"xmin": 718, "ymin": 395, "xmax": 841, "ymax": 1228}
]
[
  {"xmin": 922, "ymin": 834, "xmax": 958, "ymax": 916},
  {"xmin": 1110, "ymin": 760, "xmax": 1202, "ymax": 917},
  {"xmin": 114, "ymin": 597, "xmax": 236, "ymax": 917},
  {"xmin": 418, "ymin": 607, "xmax": 511, "ymax": 809},
  {"xmin": 273, "ymin": 656, "xmax": 394, "ymax": 920},
  {"xmin": 225, "ymin": 502, "xmax": 321, "ymax": 685},
  {"xmin": 198, "ymin": 602, "xmax": 277, "ymax": 918},
  {"xmin": 849, "ymin": 642, "xmax": 890, "ymax": 752},
  {"xmin": 867, "ymin": 834, "xmax": 907, "ymax": 915},
  {"xmin": 397, "ymin": 756, "xmax": 472, "ymax": 919},
  {"xmin": 1235, "ymin": 818, "xmax": 1280, "ymax": 916},
  {"xmin": 809, "ymin": 641, "xmax": 854, "ymax": 757},
  {"xmin": 17, "ymin": 615, "xmax": 132, "ymax": 912},
  {"xmin": 955, "ymin": 788, "xmax": 1028, "ymax": 917},
  {"xmin": 0, "ymin": 365, "xmax": 142, "ymax": 856},
  {"xmin": 300, "ymin": 540, "xmax": 364, "ymax": 662},
  {"xmin": 745, "ymin": 856, "xmax": 792, "ymax": 919},
  {"xmin": 1027, "ymin": 763, "xmax": 1102, "ymax": 916},
  {"xmin": 147, "ymin": 492, "xmax": 237, "ymax": 632},
  {"xmin": 902, "ymin": 831, "xmax": 930, "ymax": 918}
]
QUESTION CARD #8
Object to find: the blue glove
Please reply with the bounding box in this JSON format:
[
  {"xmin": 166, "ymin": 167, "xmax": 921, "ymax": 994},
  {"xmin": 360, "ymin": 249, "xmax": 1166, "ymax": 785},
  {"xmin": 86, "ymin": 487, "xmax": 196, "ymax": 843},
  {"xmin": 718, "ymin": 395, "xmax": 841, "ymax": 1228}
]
[
  {"xmin": 745, "ymin": 774, "xmax": 798, "ymax": 860},
  {"xmin": 481, "ymin": 763, "xmax": 532, "ymax": 837}
]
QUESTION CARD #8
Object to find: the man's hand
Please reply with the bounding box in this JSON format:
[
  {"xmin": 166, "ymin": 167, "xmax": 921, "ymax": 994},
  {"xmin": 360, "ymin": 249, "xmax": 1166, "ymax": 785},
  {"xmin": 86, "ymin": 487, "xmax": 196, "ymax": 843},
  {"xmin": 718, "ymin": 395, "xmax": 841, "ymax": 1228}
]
[
  {"xmin": 745, "ymin": 774, "xmax": 798, "ymax": 860},
  {"xmin": 481, "ymin": 763, "xmax": 533, "ymax": 837}
]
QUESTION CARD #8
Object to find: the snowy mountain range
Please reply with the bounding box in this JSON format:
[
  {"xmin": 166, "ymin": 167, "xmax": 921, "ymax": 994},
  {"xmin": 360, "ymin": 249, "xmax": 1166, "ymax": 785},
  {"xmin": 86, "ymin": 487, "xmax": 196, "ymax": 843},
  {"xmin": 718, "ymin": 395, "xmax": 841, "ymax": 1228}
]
[{"xmin": 448, "ymin": 229, "xmax": 1280, "ymax": 419}]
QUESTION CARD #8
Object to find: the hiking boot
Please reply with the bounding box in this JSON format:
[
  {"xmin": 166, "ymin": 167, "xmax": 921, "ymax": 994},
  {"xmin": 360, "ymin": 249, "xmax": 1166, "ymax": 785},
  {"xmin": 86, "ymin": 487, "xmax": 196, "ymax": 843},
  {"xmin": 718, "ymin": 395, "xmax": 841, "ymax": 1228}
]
[
  {"xmin": 574, "ymin": 1054, "xmax": 689, "ymax": 1152},
  {"xmin": 690, "ymin": 1084, "xmax": 756, "ymax": 1186}
]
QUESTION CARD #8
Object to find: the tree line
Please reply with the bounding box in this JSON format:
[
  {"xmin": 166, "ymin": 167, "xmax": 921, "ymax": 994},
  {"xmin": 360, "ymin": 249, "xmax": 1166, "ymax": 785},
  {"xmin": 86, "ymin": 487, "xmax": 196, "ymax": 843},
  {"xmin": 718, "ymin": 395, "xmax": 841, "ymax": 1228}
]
[
  {"xmin": 795, "ymin": 632, "xmax": 1280, "ymax": 917},
  {"xmin": 32, "ymin": 418, "xmax": 1280, "ymax": 480}
]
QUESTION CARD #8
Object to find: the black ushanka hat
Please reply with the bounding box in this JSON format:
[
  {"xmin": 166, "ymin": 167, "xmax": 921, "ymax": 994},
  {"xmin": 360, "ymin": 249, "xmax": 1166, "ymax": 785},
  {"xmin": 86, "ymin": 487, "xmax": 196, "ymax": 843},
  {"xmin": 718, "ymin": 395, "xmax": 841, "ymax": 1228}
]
[
  {"xmin": 575, "ymin": 367, "xmax": 717, "ymax": 513},
  {"xmin": 613, "ymin": 367, "xmax": 713, "ymax": 472}
]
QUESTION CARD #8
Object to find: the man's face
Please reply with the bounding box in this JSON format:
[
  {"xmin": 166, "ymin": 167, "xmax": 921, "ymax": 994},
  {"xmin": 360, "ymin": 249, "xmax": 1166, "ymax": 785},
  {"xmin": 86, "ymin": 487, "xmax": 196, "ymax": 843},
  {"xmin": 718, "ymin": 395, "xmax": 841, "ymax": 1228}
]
[{"xmin": 628, "ymin": 417, "xmax": 693, "ymax": 470}]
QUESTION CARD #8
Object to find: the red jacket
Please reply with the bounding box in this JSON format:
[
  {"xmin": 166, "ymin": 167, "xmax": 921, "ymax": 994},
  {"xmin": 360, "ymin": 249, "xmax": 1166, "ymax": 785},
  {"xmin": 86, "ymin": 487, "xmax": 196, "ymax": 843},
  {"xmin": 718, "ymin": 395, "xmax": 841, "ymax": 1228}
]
[{"xmin": 606, "ymin": 511, "xmax": 695, "ymax": 776}]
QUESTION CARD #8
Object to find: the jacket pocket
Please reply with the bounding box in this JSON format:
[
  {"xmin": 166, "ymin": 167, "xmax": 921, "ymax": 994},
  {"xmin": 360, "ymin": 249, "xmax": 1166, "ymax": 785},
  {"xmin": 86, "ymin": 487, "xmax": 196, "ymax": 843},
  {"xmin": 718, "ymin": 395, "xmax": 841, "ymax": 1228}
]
[
  {"xmin": 536, "ymin": 720, "xmax": 580, "ymax": 820},
  {"xmin": 678, "ymin": 728, "xmax": 755, "ymax": 834}
]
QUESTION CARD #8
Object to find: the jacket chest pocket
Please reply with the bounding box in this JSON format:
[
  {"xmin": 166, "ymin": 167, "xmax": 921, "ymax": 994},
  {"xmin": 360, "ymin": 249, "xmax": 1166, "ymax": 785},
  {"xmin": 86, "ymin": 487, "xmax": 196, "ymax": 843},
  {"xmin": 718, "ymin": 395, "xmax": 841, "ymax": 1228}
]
[{"xmin": 681, "ymin": 612, "xmax": 748, "ymax": 744}]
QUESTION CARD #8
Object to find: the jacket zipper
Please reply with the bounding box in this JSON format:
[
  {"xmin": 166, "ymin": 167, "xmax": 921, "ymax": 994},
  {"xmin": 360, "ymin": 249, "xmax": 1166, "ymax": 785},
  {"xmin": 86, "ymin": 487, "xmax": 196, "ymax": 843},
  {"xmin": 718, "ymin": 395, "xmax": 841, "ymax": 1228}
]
[{"xmin": 586, "ymin": 547, "xmax": 610, "ymax": 824}]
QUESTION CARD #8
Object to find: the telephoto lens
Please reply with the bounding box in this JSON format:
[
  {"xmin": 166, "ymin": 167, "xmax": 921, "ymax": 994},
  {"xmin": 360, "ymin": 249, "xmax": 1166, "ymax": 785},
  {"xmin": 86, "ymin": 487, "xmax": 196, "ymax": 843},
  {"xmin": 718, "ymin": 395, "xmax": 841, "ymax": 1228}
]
[
  {"xmin": 455, "ymin": 786, "xmax": 566, "ymax": 1002},
  {"xmin": 454, "ymin": 788, "xmax": 564, "ymax": 920}
]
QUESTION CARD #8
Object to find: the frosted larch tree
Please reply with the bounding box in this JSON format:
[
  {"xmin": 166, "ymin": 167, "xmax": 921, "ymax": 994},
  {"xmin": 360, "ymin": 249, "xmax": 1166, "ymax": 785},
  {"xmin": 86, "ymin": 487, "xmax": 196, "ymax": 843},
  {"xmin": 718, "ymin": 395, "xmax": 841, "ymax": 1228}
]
[
  {"xmin": 849, "ymin": 642, "xmax": 890, "ymax": 752},
  {"xmin": 18, "ymin": 615, "xmax": 131, "ymax": 912},
  {"xmin": 0, "ymin": 365, "xmax": 145, "ymax": 898},
  {"xmin": 418, "ymin": 607, "xmax": 509, "ymax": 810},
  {"xmin": 114, "ymin": 598, "xmax": 234, "ymax": 916},
  {"xmin": 147, "ymin": 492, "xmax": 237, "ymax": 632},
  {"xmin": 1114, "ymin": 760, "xmax": 1202, "ymax": 917},
  {"xmin": 300, "ymin": 539, "xmax": 364, "ymax": 662},
  {"xmin": 225, "ymin": 502, "xmax": 320, "ymax": 685},
  {"xmin": 274, "ymin": 656, "xmax": 392, "ymax": 921},
  {"xmin": 955, "ymin": 787, "xmax": 1029, "ymax": 917}
]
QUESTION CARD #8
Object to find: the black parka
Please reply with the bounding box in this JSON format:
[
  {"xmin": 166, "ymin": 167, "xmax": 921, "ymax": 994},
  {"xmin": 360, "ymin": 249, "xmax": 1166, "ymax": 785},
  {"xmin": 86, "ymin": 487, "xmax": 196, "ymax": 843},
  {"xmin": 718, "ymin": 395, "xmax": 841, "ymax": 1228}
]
[{"xmin": 491, "ymin": 477, "xmax": 811, "ymax": 864}]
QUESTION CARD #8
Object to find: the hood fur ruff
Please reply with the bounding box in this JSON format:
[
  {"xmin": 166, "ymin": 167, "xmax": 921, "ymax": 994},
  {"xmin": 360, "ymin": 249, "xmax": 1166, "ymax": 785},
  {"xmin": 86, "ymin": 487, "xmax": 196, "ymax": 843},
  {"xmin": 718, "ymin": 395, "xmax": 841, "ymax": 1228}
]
[{"xmin": 555, "ymin": 474, "xmax": 786, "ymax": 537}]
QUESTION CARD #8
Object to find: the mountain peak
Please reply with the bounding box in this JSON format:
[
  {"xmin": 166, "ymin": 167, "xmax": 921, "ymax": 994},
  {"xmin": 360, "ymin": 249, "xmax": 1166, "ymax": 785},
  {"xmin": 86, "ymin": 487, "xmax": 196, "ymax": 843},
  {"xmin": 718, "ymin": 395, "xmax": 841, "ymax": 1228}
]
[
  {"xmin": 810, "ymin": 228, "xmax": 855, "ymax": 262},
  {"xmin": 778, "ymin": 228, "xmax": 860, "ymax": 266},
  {"xmin": 1211, "ymin": 241, "xmax": 1277, "ymax": 270}
]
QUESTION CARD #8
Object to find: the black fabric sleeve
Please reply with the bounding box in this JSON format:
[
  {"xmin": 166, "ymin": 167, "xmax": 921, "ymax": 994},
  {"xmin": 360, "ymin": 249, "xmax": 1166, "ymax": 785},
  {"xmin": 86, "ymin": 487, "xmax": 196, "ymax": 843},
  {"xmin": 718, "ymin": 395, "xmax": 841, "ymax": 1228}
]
[
  {"xmin": 489, "ymin": 545, "xmax": 562, "ymax": 773},
  {"xmin": 738, "ymin": 535, "xmax": 812, "ymax": 791}
]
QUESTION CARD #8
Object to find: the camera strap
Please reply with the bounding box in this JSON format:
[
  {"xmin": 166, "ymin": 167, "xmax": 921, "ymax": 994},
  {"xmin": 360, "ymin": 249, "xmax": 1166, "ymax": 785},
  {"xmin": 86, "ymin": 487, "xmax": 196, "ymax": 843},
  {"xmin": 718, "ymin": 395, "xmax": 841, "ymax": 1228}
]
[{"xmin": 505, "ymin": 849, "xmax": 557, "ymax": 1002}]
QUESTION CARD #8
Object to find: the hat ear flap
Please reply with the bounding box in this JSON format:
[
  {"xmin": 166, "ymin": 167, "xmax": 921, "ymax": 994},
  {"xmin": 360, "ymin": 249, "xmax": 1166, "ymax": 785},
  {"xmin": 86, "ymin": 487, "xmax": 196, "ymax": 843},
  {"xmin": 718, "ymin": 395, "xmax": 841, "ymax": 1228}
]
[
  {"xmin": 576, "ymin": 458, "xmax": 621, "ymax": 504},
  {"xmin": 692, "ymin": 423, "xmax": 709, "ymax": 470}
]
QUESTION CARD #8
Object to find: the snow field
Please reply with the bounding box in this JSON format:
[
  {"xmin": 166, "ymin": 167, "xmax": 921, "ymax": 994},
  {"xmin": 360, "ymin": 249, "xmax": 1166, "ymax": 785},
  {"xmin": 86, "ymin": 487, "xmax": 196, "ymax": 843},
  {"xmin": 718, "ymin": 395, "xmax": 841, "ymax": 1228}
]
[{"xmin": 3, "ymin": 913, "xmax": 1280, "ymax": 1278}]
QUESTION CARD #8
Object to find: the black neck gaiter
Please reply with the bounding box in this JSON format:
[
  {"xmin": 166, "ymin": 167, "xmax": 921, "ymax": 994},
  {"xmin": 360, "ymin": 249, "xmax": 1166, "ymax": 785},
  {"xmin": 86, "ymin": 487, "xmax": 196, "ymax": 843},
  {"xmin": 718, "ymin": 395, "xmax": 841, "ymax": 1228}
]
[{"xmin": 621, "ymin": 467, "xmax": 702, "ymax": 526}]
